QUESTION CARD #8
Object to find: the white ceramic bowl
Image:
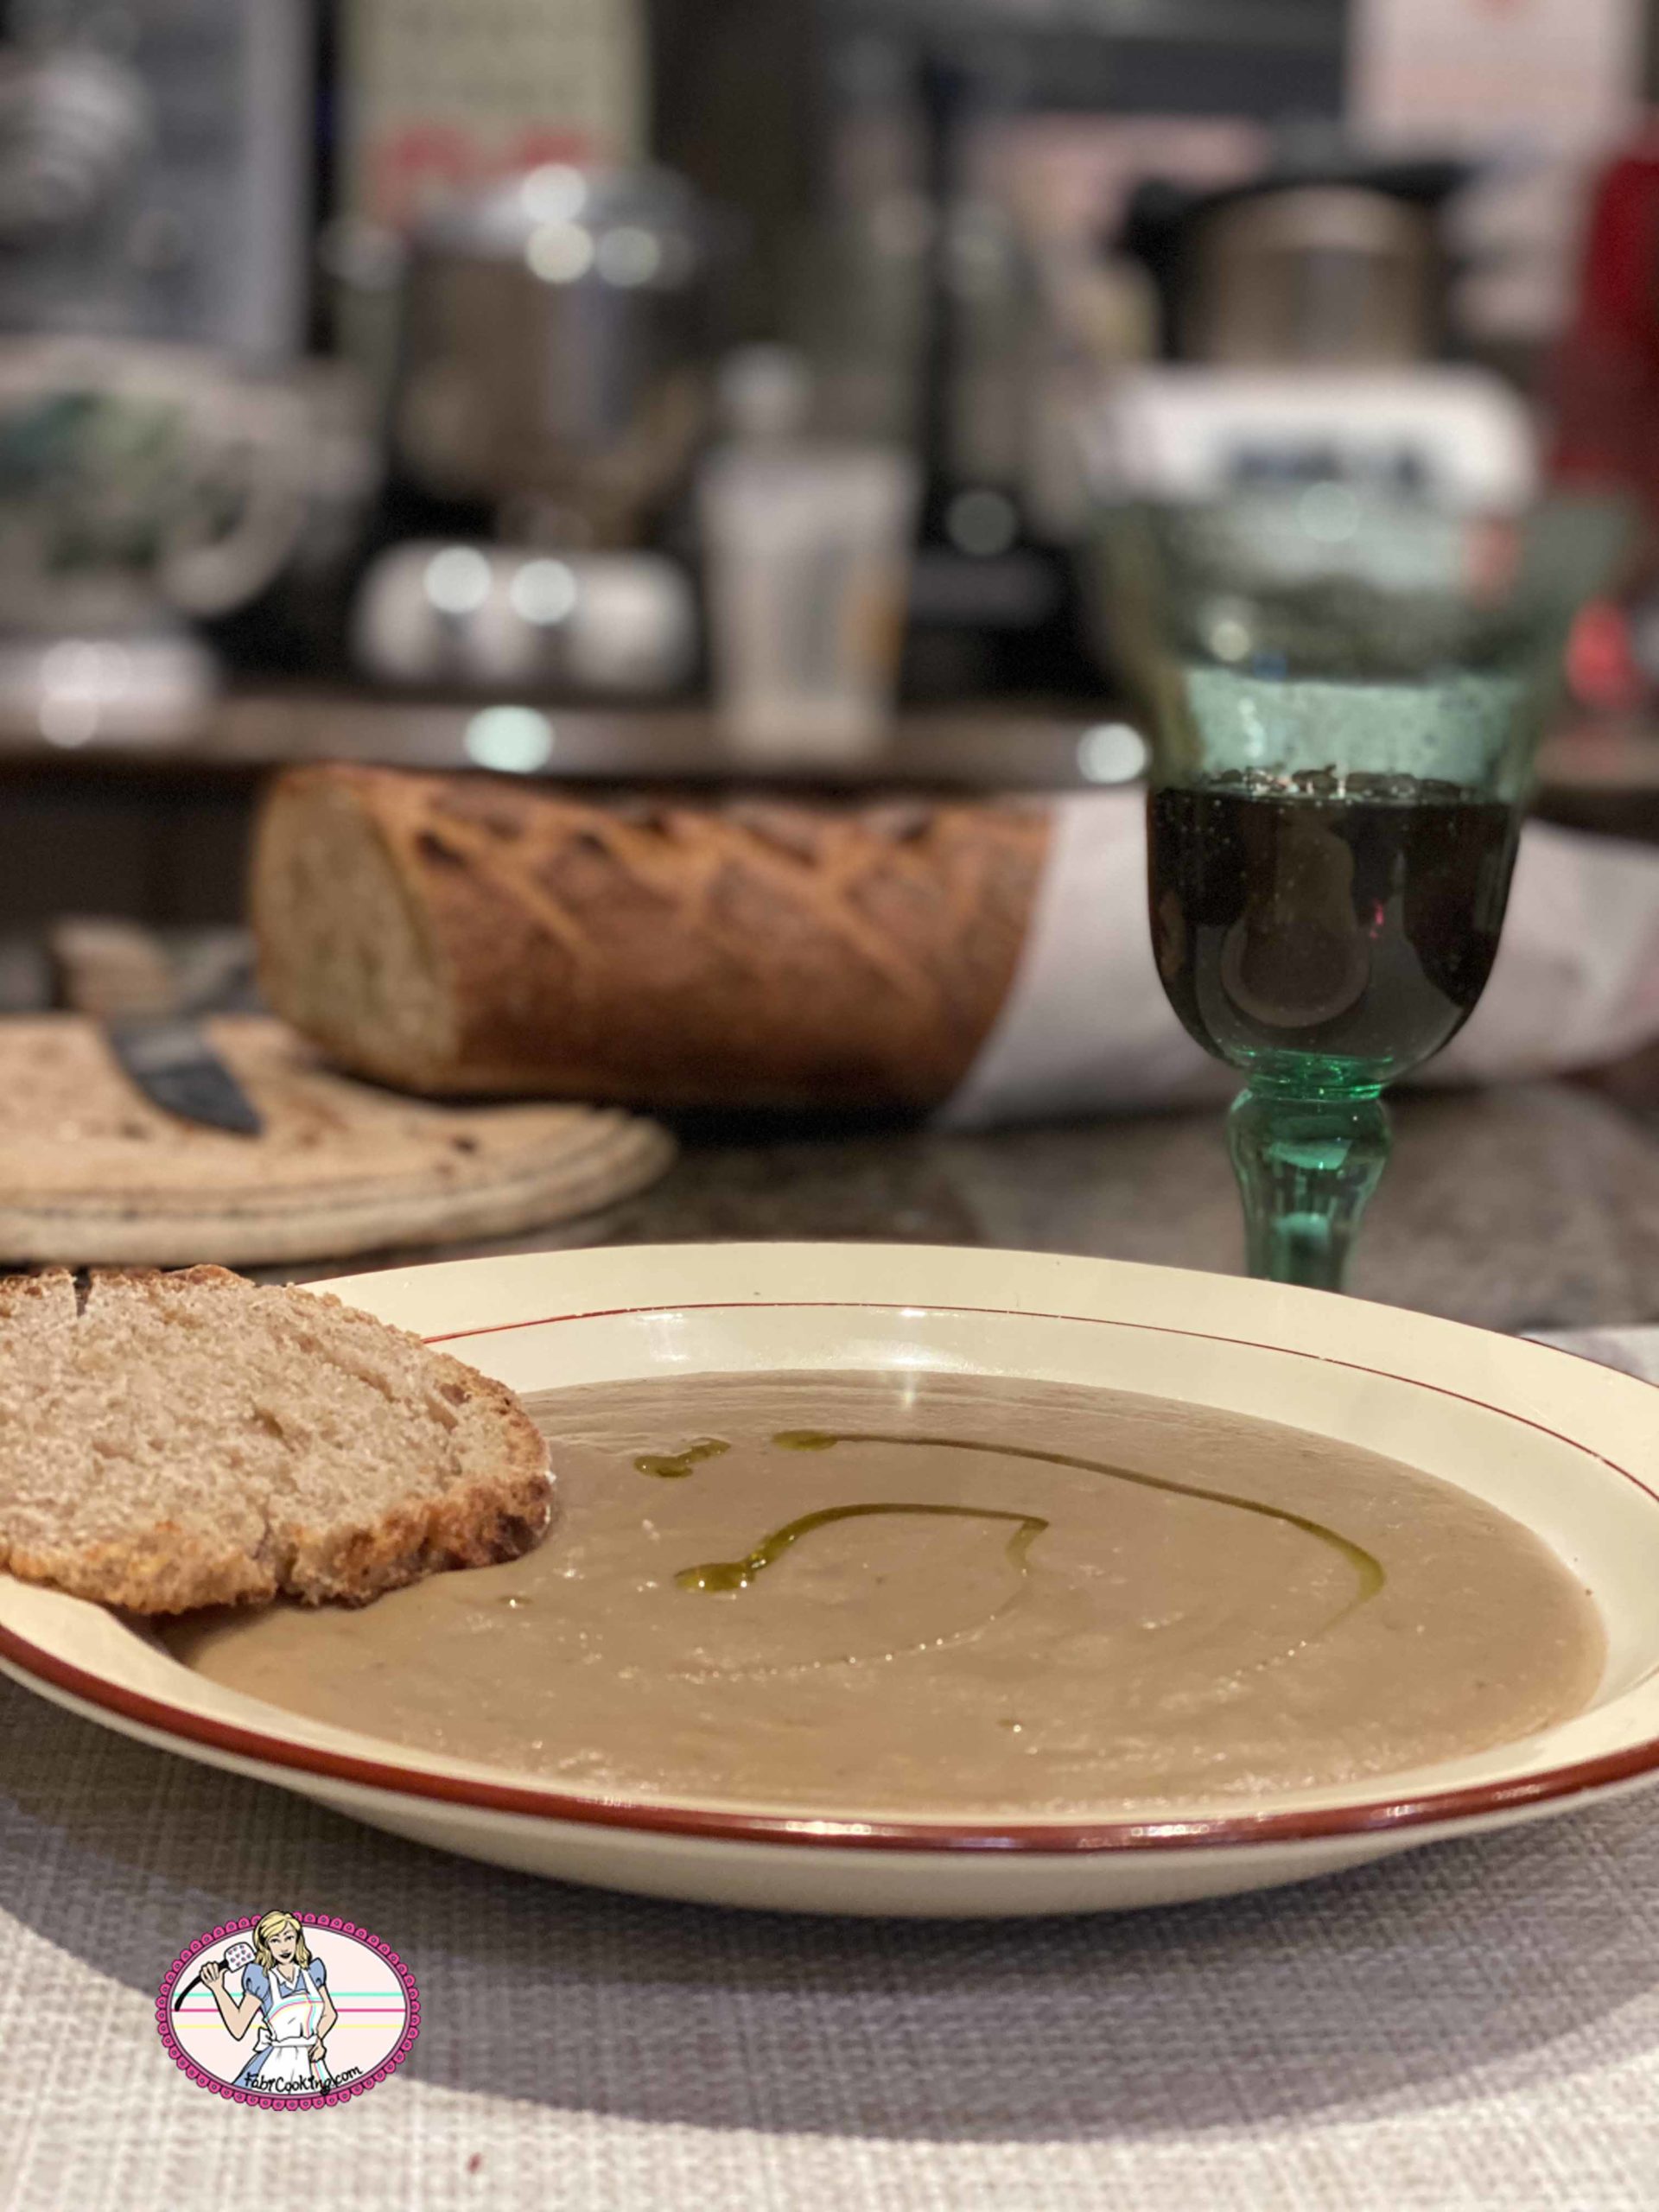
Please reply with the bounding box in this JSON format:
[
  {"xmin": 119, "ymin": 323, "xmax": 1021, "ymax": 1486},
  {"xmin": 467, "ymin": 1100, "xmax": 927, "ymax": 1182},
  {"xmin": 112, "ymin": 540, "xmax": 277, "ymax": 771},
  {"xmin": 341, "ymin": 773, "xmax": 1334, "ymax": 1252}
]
[{"xmin": 4, "ymin": 1243, "xmax": 1658, "ymax": 1917}]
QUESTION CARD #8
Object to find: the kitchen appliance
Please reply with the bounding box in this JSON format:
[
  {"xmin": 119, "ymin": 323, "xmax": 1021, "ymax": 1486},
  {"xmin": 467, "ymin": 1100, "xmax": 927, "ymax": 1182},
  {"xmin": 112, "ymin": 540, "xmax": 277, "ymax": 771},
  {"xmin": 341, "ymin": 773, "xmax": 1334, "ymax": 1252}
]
[
  {"xmin": 0, "ymin": 0, "xmax": 310, "ymax": 359},
  {"xmin": 0, "ymin": 337, "xmax": 368, "ymax": 742},
  {"xmin": 1089, "ymin": 367, "xmax": 1539, "ymax": 511},
  {"xmin": 1082, "ymin": 361, "xmax": 1548, "ymax": 708},
  {"xmin": 1171, "ymin": 187, "xmax": 1441, "ymax": 366},
  {"xmin": 382, "ymin": 162, "xmax": 721, "ymax": 550},
  {"xmin": 352, "ymin": 539, "xmax": 698, "ymax": 699},
  {"xmin": 1119, "ymin": 156, "xmax": 1473, "ymax": 367}
]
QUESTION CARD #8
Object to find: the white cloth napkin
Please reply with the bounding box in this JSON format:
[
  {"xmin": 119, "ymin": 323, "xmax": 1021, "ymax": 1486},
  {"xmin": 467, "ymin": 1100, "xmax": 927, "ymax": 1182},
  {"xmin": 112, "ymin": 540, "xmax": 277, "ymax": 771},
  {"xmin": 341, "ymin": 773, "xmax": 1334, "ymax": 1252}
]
[
  {"xmin": 943, "ymin": 795, "xmax": 1659, "ymax": 1128},
  {"xmin": 1524, "ymin": 1325, "xmax": 1659, "ymax": 1382}
]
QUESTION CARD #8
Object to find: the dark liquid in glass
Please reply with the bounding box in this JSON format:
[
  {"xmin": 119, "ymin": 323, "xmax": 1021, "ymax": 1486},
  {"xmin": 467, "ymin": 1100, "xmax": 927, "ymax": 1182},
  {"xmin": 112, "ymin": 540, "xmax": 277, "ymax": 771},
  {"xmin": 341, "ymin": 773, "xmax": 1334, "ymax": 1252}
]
[{"xmin": 1148, "ymin": 774, "xmax": 1520, "ymax": 1086}]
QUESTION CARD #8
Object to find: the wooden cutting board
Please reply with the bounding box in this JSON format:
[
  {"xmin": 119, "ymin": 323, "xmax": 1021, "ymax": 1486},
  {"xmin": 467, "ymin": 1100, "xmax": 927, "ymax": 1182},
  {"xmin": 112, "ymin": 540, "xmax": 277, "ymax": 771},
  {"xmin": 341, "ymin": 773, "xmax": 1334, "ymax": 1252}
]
[{"xmin": 0, "ymin": 1015, "xmax": 675, "ymax": 1266}]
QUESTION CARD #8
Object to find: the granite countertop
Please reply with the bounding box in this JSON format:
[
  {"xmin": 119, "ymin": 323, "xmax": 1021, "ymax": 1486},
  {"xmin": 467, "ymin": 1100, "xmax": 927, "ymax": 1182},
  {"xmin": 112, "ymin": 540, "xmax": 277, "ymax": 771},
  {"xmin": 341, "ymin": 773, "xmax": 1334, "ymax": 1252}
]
[{"xmin": 283, "ymin": 1079, "xmax": 1659, "ymax": 1337}]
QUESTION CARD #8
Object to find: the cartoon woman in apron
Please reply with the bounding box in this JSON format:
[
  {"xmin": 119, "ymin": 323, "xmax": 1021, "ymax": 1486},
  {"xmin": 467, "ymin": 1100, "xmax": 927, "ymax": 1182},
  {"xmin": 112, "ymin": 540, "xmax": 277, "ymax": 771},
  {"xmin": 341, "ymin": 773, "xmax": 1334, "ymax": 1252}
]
[{"xmin": 200, "ymin": 1910, "xmax": 338, "ymax": 2091}]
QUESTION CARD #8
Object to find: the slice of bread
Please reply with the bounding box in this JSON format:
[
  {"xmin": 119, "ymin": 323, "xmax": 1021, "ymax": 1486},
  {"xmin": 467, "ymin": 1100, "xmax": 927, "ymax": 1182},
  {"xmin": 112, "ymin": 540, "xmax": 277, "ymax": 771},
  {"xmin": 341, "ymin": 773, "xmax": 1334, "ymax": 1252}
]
[{"xmin": 0, "ymin": 1265, "xmax": 551, "ymax": 1613}]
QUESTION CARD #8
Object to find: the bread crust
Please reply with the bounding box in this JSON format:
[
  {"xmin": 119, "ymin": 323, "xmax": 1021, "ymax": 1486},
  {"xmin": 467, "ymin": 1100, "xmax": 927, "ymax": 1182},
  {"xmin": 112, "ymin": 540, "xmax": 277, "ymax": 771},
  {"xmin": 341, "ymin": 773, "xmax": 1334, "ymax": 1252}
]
[
  {"xmin": 252, "ymin": 766, "xmax": 1052, "ymax": 1108},
  {"xmin": 0, "ymin": 1264, "xmax": 79, "ymax": 1325},
  {"xmin": 0, "ymin": 1264, "xmax": 552, "ymax": 1612}
]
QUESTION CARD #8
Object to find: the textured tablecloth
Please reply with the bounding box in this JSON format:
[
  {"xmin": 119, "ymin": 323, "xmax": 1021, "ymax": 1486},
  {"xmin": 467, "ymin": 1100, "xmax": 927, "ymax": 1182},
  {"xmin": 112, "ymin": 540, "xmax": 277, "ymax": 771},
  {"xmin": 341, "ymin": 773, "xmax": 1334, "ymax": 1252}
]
[{"xmin": 3, "ymin": 1339, "xmax": 1659, "ymax": 2210}]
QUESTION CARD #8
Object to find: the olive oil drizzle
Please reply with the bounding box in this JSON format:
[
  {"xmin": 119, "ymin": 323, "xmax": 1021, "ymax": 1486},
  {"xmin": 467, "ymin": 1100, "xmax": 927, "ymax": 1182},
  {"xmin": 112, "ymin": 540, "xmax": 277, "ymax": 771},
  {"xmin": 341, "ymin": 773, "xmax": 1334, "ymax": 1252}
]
[
  {"xmin": 634, "ymin": 1437, "xmax": 731, "ymax": 1479},
  {"xmin": 675, "ymin": 1427, "xmax": 1384, "ymax": 1624},
  {"xmin": 676, "ymin": 1502, "xmax": 1050, "ymax": 1593}
]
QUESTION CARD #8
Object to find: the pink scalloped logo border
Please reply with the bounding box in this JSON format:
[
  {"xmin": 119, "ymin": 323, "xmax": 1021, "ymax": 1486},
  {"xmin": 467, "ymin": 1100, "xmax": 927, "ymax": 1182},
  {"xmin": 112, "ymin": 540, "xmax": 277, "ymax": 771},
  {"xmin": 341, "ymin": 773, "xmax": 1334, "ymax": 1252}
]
[{"xmin": 155, "ymin": 1914, "xmax": 420, "ymax": 2110}]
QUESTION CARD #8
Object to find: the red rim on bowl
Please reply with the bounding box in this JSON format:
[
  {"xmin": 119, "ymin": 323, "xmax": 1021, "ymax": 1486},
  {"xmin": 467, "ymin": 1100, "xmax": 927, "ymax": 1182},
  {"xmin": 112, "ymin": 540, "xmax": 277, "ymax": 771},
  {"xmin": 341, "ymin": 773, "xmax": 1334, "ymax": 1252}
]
[{"xmin": 3, "ymin": 1299, "xmax": 1657, "ymax": 1858}]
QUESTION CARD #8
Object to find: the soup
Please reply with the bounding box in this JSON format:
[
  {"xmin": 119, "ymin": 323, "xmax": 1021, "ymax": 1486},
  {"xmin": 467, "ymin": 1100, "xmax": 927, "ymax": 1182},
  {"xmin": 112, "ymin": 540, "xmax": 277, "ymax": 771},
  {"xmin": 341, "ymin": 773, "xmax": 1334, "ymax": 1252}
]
[{"xmin": 165, "ymin": 1370, "xmax": 1604, "ymax": 1815}]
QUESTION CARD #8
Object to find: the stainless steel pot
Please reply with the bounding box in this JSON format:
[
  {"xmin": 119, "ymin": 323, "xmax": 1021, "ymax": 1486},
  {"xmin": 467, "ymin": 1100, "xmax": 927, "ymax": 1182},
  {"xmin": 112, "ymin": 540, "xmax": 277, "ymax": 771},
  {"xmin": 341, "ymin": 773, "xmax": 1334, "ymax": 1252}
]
[
  {"xmin": 1179, "ymin": 186, "xmax": 1443, "ymax": 368},
  {"xmin": 388, "ymin": 163, "xmax": 718, "ymax": 547}
]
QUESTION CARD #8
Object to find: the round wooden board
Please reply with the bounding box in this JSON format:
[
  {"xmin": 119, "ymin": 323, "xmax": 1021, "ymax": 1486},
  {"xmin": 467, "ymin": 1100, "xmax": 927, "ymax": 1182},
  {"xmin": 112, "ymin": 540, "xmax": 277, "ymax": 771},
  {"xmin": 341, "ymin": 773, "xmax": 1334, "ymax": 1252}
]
[{"xmin": 0, "ymin": 1016, "xmax": 675, "ymax": 1266}]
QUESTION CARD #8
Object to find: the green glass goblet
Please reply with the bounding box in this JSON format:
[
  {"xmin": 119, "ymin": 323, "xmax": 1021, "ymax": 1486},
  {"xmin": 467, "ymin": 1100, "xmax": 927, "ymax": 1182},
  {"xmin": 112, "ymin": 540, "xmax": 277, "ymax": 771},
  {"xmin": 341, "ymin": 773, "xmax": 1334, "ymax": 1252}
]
[{"xmin": 1099, "ymin": 484, "xmax": 1627, "ymax": 1294}]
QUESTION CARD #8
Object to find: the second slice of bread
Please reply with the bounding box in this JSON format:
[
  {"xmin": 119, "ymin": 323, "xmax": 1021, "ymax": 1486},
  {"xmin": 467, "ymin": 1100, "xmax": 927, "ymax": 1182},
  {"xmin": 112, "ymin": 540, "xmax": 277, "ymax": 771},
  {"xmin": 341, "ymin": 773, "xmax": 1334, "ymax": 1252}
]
[{"xmin": 0, "ymin": 1266, "xmax": 551, "ymax": 1612}]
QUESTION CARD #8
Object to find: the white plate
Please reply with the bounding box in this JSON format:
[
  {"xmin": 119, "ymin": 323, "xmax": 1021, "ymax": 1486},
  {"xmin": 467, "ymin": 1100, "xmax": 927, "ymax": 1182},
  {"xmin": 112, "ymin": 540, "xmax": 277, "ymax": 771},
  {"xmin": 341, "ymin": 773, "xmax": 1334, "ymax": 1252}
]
[{"xmin": 4, "ymin": 1243, "xmax": 1659, "ymax": 1917}]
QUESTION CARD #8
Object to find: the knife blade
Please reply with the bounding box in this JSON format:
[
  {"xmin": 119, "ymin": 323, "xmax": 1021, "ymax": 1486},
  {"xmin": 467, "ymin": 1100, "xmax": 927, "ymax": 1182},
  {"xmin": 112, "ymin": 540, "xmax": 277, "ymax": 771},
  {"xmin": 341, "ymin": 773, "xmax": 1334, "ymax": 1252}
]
[{"xmin": 105, "ymin": 1017, "xmax": 264, "ymax": 1137}]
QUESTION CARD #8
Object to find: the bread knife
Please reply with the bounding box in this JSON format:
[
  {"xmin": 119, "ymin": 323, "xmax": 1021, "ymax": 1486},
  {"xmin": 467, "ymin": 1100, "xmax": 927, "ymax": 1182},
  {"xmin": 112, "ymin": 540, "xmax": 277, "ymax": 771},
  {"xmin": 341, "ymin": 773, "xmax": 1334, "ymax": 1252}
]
[{"xmin": 105, "ymin": 1017, "xmax": 264, "ymax": 1137}]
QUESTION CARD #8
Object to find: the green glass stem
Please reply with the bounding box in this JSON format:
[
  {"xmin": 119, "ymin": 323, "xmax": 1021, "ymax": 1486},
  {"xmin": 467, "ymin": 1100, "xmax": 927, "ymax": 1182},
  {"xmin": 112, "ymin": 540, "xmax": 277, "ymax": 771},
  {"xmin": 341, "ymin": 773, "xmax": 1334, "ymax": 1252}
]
[{"xmin": 1226, "ymin": 1086, "xmax": 1391, "ymax": 1294}]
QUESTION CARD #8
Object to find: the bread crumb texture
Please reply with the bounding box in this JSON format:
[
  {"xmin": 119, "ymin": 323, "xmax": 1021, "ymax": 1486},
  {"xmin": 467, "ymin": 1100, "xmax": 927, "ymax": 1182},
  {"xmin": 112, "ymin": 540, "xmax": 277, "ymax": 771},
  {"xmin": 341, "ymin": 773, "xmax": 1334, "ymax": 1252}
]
[{"xmin": 0, "ymin": 1266, "xmax": 551, "ymax": 1612}]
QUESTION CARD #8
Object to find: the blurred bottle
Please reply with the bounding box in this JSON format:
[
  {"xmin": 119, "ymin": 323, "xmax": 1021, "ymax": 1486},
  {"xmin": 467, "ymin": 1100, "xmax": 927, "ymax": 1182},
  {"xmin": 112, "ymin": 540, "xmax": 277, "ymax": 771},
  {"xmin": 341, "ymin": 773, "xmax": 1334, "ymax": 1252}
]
[
  {"xmin": 1550, "ymin": 131, "xmax": 1659, "ymax": 510},
  {"xmin": 1548, "ymin": 130, "xmax": 1659, "ymax": 712},
  {"xmin": 697, "ymin": 346, "xmax": 918, "ymax": 761},
  {"xmin": 782, "ymin": 32, "xmax": 927, "ymax": 449}
]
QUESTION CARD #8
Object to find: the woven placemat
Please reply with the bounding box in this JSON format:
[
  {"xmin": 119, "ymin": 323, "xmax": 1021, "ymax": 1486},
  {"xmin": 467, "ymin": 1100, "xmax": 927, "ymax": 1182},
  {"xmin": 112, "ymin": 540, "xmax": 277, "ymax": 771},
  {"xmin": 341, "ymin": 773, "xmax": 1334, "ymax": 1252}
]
[{"xmin": 3, "ymin": 1662, "xmax": 1657, "ymax": 2212}]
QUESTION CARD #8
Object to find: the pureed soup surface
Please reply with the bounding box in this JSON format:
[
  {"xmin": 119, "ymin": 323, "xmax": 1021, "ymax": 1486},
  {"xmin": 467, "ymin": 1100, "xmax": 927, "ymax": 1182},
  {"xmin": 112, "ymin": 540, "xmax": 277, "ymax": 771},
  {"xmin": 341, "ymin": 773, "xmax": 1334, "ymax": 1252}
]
[{"xmin": 164, "ymin": 1371, "xmax": 1605, "ymax": 1815}]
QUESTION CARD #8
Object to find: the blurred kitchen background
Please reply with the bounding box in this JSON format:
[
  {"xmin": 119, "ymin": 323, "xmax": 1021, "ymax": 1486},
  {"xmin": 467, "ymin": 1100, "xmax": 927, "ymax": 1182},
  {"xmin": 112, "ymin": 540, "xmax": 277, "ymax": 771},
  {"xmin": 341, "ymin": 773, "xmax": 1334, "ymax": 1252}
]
[{"xmin": 2, "ymin": 0, "xmax": 1659, "ymax": 928}]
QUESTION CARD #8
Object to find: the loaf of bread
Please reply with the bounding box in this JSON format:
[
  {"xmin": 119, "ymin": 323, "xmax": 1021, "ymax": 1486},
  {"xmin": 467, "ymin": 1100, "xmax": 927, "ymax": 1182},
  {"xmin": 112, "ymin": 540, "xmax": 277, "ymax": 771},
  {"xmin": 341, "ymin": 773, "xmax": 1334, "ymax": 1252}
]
[
  {"xmin": 0, "ymin": 1265, "xmax": 551, "ymax": 1613},
  {"xmin": 251, "ymin": 766, "xmax": 1051, "ymax": 1109}
]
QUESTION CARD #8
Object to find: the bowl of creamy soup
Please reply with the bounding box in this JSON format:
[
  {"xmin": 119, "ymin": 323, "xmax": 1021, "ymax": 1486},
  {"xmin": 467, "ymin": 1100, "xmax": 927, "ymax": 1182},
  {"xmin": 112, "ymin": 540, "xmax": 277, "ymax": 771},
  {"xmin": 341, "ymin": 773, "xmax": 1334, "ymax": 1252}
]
[{"xmin": 3, "ymin": 1243, "xmax": 1657, "ymax": 1916}]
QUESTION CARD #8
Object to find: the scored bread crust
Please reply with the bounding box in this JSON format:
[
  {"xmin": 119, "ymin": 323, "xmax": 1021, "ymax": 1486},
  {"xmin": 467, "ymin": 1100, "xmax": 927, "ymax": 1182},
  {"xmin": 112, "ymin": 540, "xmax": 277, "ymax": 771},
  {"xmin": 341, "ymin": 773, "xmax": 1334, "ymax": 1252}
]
[
  {"xmin": 251, "ymin": 766, "xmax": 1052, "ymax": 1108},
  {"xmin": 0, "ymin": 1268, "xmax": 78, "ymax": 1328},
  {"xmin": 0, "ymin": 1265, "xmax": 552, "ymax": 1613}
]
